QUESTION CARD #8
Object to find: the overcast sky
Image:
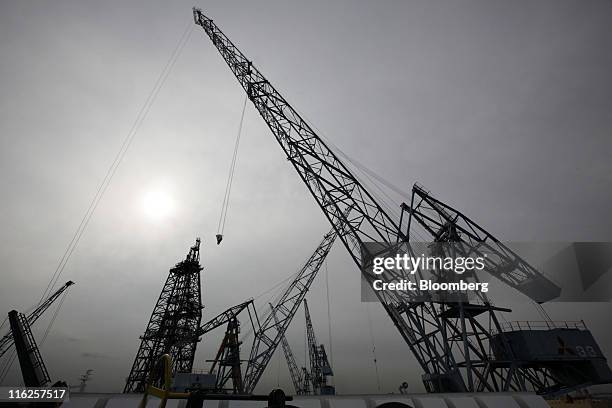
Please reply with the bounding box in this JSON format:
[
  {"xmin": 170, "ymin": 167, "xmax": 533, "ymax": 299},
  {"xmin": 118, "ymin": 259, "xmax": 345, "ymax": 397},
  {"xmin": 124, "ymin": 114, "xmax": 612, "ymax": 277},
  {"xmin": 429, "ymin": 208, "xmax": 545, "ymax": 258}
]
[{"xmin": 1, "ymin": 0, "xmax": 611, "ymax": 394}]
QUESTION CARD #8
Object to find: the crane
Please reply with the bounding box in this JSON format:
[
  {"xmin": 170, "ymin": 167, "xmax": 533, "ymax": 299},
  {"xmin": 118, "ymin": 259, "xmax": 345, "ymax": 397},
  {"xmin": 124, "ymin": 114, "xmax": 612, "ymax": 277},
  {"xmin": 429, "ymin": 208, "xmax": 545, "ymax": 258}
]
[
  {"xmin": 242, "ymin": 226, "xmax": 339, "ymax": 393},
  {"xmin": 0, "ymin": 280, "xmax": 75, "ymax": 358},
  {"xmin": 72, "ymin": 369, "xmax": 93, "ymax": 393},
  {"xmin": 124, "ymin": 240, "xmax": 203, "ymax": 393},
  {"xmin": 192, "ymin": 8, "xmax": 612, "ymax": 395},
  {"xmin": 190, "ymin": 7, "xmax": 472, "ymax": 392},
  {"xmin": 270, "ymin": 304, "xmax": 309, "ymax": 395},
  {"xmin": 303, "ymin": 299, "xmax": 334, "ymax": 395},
  {"xmin": 8, "ymin": 310, "xmax": 51, "ymax": 387},
  {"xmin": 400, "ymin": 184, "xmax": 612, "ymax": 394},
  {"xmin": 196, "ymin": 228, "xmax": 338, "ymax": 394},
  {"xmin": 195, "ymin": 225, "xmax": 338, "ymax": 396},
  {"xmin": 199, "ymin": 299, "xmax": 258, "ymax": 393}
]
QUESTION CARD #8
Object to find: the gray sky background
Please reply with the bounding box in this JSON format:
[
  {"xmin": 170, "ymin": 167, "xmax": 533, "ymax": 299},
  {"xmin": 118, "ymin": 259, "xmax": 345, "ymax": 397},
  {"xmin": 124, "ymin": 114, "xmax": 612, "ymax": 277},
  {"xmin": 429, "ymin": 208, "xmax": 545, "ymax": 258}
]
[{"xmin": 1, "ymin": 0, "xmax": 612, "ymax": 394}]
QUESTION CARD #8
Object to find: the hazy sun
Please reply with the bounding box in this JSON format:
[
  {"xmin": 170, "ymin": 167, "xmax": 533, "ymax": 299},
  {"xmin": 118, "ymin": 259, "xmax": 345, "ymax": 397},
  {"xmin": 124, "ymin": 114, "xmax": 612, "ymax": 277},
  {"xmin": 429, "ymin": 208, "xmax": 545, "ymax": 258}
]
[{"xmin": 142, "ymin": 190, "xmax": 175, "ymax": 221}]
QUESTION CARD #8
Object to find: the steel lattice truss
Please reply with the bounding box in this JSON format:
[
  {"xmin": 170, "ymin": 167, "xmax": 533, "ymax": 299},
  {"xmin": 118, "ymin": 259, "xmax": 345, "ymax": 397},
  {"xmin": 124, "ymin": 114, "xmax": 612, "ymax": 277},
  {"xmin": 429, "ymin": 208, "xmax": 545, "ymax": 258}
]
[
  {"xmin": 8, "ymin": 310, "xmax": 51, "ymax": 387},
  {"xmin": 198, "ymin": 299, "xmax": 258, "ymax": 393},
  {"xmin": 192, "ymin": 8, "xmax": 455, "ymax": 391},
  {"xmin": 398, "ymin": 185, "xmax": 575, "ymax": 394},
  {"xmin": 242, "ymin": 228, "xmax": 337, "ymax": 393},
  {"xmin": 192, "ymin": 9, "xmax": 593, "ymax": 395},
  {"xmin": 304, "ymin": 299, "xmax": 320, "ymax": 392},
  {"xmin": 198, "ymin": 300, "xmax": 257, "ymax": 337},
  {"xmin": 208, "ymin": 317, "xmax": 243, "ymax": 393},
  {"xmin": 192, "ymin": 7, "xmax": 422, "ymax": 386},
  {"xmin": 270, "ymin": 304, "xmax": 308, "ymax": 395},
  {"xmin": 0, "ymin": 281, "xmax": 75, "ymax": 358},
  {"xmin": 124, "ymin": 239, "xmax": 203, "ymax": 393},
  {"xmin": 304, "ymin": 299, "xmax": 332, "ymax": 394},
  {"xmin": 403, "ymin": 184, "xmax": 561, "ymax": 303}
]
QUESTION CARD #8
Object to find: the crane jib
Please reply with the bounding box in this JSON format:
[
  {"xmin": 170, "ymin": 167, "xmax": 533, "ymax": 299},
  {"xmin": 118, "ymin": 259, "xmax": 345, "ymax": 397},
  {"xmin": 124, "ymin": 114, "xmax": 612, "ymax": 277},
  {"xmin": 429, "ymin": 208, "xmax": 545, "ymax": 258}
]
[
  {"xmin": 191, "ymin": 7, "xmax": 442, "ymax": 392},
  {"xmin": 191, "ymin": 8, "xmax": 608, "ymax": 396}
]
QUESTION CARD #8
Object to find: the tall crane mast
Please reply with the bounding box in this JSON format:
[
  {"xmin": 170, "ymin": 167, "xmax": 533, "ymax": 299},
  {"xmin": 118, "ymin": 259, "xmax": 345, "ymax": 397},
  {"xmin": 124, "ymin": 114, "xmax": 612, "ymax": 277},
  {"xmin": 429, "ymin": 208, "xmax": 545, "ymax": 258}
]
[
  {"xmin": 270, "ymin": 304, "xmax": 308, "ymax": 395},
  {"xmin": 0, "ymin": 280, "xmax": 75, "ymax": 358},
  {"xmin": 303, "ymin": 299, "xmax": 334, "ymax": 395},
  {"xmin": 8, "ymin": 310, "xmax": 51, "ymax": 387},
  {"xmin": 191, "ymin": 8, "xmax": 610, "ymax": 395},
  {"xmin": 124, "ymin": 239, "xmax": 203, "ymax": 393},
  {"xmin": 303, "ymin": 300, "xmax": 318, "ymax": 392}
]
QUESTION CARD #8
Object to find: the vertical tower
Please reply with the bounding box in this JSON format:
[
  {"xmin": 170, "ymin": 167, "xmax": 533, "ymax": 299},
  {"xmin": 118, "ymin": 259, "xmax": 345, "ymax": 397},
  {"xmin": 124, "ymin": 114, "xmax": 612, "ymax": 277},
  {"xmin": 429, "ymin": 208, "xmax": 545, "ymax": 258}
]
[
  {"xmin": 124, "ymin": 238, "xmax": 203, "ymax": 393},
  {"xmin": 304, "ymin": 299, "xmax": 334, "ymax": 395},
  {"xmin": 8, "ymin": 310, "xmax": 51, "ymax": 387}
]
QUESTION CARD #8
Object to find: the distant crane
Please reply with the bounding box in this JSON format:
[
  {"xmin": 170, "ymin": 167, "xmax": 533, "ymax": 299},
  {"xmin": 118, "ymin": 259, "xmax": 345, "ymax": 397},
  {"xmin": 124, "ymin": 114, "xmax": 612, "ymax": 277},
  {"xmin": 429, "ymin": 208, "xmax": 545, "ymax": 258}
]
[
  {"xmin": 270, "ymin": 304, "xmax": 310, "ymax": 395},
  {"xmin": 197, "ymin": 224, "xmax": 339, "ymax": 395},
  {"xmin": 192, "ymin": 9, "xmax": 612, "ymax": 395},
  {"xmin": 0, "ymin": 280, "xmax": 75, "ymax": 358},
  {"xmin": 126, "ymin": 226, "xmax": 338, "ymax": 395},
  {"xmin": 198, "ymin": 299, "xmax": 258, "ymax": 393},
  {"xmin": 270, "ymin": 299, "xmax": 335, "ymax": 396},
  {"xmin": 197, "ymin": 225, "xmax": 339, "ymax": 396},
  {"xmin": 303, "ymin": 299, "xmax": 334, "ymax": 395},
  {"xmin": 242, "ymin": 225, "xmax": 341, "ymax": 393},
  {"xmin": 75, "ymin": 369, "xmax": 93, "ymax": 393}
]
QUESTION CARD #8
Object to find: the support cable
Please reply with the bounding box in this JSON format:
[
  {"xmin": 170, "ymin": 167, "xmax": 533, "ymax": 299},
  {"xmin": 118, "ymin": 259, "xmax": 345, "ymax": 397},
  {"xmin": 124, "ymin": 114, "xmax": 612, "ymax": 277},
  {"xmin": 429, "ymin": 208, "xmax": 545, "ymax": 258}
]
[
  {"xmin": 0, "ymin": 287, "xmax": 71, "ymax": 384},
  {"xmin": 36, "ymin": 19, "xmax": 194, "ymax": 306},
  {"xmin": 239, "ymin": 269, "xmax": 303, "ymax": 343},
  {"xmin": 366, "ymin": 302, "xmax": 382, "ymax": 393},
  {"xmin": 314, "ymin": 120, "xmax": 553, "ymax": 321},
  {"xmin": 216, "ymin": 95, "xmax": 248, "ymax": 245},
  {"xmin": 325, "ymin": 260, "xmax": 334, "ymax": 385},
  {"xmin": 293, "ymin": 108, "xmax": 433, "ymax": 243},
  {"xmin": 0, "ymin": 350, "xmax": 16, "ymax": 385},
  {"xmin": 40, "ymin": 290, "xmax": 70, "ymax": 345},
  {"xmin": 1, "ymin": 20, "xmax": 193, "ymax": 386}
]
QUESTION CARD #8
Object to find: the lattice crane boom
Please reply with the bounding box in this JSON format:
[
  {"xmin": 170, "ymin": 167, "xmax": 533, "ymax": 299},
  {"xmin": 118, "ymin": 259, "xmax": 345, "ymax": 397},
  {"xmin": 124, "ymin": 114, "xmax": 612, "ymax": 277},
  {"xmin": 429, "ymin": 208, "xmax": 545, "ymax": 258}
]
[
  {"xmin": 242, "ymin": 227, "xmax": 338, "ymax": 393},
  {"xmin": 198, "ymin": 299, "xmax": 256, "ymax": 336},
  {"xmin": 192, "ymin": 9, "xmax": 403, "ymax": 257},
  {"xmin": 303, "ymin": 299, "xmax": 334, "ymax": 394},
  {"xmin": 0, "ymin": 280, "xmax": 75, "ymax": 358},
  {"xmin": 270, "ymin": 304, "xmax": 306, "ymax": 395},
  {"xmin": 403, "ymin": 184, "xmax": 561, "ymax": 303},
  {"xmin": 197, "ymin": 300, "xmax": 258, "ymax": 393},
  {"xmin": 303, "ymin": 299, "xmax": 319, "ymax": 391},
  {"xmin": 8, "ymin": 310, "xmax": 51, "ymax": 387},
  {"xmin": 192, "ymin": 9, "xmax": 605, "ymax": 395},
  {"xmin": 192, "ymin": 7, "xmax": 444, "ymax": 390}
]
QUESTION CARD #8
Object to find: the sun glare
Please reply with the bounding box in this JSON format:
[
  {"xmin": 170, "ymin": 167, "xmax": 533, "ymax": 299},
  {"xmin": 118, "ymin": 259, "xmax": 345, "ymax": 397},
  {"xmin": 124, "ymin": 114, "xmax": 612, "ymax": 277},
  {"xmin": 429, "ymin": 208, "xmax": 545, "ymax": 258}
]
[{"xmin": 142, "ymin": 190, "xmax": 175, "ymax": 221}]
